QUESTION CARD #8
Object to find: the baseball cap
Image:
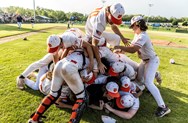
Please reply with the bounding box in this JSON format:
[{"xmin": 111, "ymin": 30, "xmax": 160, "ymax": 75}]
[
  {"xmin": 97, "ymin": 37, "xmax": 106, "ymax": 46},
  {"xmin": 47, "ymin": 35, "xmax": 61, "ymax": 53},
  {"xmin": 120, "ymin": 76, "xmax": 131, "ymax": 92},
  {"xmin": 108, "ymin": 62, "xmax": 125, "ymax": 76},
  {"xmin": 80, "ymin": 69, "xmax": 96, "ymax": 85},
  {"xmin": 106, "ymin": 82, "xmax": 120, "ymax": 98},
  {"xmin": 116, "ymin": 94, "xmax": 134, "ymax": 109},
  {"xmin": 109, "ymin": 3, "xmax": 125, "ymax": 25},
  {"xmin": 61, "ymin": 32, "xmax": 78, "ymax": 48},
  {"xmin": 130, "ymin": 16, "xmax": 143, "ymax": 28}
]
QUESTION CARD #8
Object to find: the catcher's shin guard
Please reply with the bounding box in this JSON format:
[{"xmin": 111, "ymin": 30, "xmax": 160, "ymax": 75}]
[
  {"xmin": 69, "ymin": 89, "xmax": 89, "ymax": 123},
  {"xmin": 30, "ymin": 88, "xmax": 62, "ymax": 122},
  {"xmin": 69, "ymin": 90, "xmax": 88, "ymax": 123},
  {"xmin": 69, "ymin": 98, "xmax": 87, "ymax": 123}
]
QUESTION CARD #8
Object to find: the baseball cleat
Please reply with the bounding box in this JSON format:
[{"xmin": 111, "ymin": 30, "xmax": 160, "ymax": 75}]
[
  {"xmin": 28, "ymin": 119, "xmax": 38, "ymax": 123},
  {"xmin": 155, "ymin": 71, "xmax": 162, "ymax": 85},
  {"xmin": 155, "ymin": 106, "xmax": 171, "ymax": 117},
  {"xmin": 16, "ymin": 76, "xmax": 25, "ymax": 90}
]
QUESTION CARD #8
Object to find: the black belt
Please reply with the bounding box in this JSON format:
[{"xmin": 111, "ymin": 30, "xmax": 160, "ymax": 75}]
[{"xmin": 143, "ymin": 55, "xmax": 157, "ymax": 61}]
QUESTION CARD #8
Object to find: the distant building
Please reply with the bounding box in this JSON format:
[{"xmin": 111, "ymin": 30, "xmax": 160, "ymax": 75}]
[
  {"xmin": 152, "ymin": 23, "xmax": 161, "ymax": 27},
  {"xmin": 35, "ymin": 15, "xmax": 54, "ymax": 23},
  {"xmin": 123, "ymin": 21, "xmax": 131, "ymax": 26}
]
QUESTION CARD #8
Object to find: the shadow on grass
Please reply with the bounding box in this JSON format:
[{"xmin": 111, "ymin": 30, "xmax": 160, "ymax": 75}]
[
  {"xmin": 23, "ymin": 86, "xmax": 44, "ymax": 98},
  {"xmin": 172, "ymin": 63, "xmax": 186, "ymax": 66},
  {"xmin": 22, "ymin": 85, "xmax": 188, "ymax": 123}
]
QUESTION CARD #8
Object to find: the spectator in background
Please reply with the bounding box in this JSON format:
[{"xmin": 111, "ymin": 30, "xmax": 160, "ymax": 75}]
[
  {"xmin": 31, "ymin": 17, "xmax": 35, "ymax": 28},
  {"xmin": 67, "ymin": 21, "xmax": 70, "ymax": 29},
  {"xmin": 16, "ymin": 14, "xmax": 23, "ymax": 29}
]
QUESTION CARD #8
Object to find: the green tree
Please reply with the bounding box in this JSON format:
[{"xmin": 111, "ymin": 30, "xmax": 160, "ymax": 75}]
[
  {"xmin": 172, "ymin": 19, "xmax": 178, "ymax": 26},
  {"xmin": 182, "ymin": 21, "xmax": 188, "ymax": 26}
]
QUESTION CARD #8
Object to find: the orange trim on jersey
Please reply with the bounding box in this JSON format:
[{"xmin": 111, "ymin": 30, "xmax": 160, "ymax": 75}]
[
  {"xmin": 89, "ymin": 7, "xmax": 102, "ymax": 18},
  {"xmin": 69, "ymin": 29, "xmax": 76, "ymax": 32}
]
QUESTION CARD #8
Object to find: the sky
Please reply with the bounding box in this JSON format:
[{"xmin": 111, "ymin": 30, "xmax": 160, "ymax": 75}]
[{"xmin": 0, "ymin": 0, "xmax": 188, "ymax": 19}]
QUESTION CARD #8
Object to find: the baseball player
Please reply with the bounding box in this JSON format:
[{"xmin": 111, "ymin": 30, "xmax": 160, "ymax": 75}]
[
  {"xmin": 99, "ymin": 46, "xmax": 162, "ymax": 83},
  {"xmin": 104, "ymin": 93, "xmax": 139, "ymax": 119},
  {"xmin": 28, "ymin": 31, "xmax": 94, "ymax": 123},
  {"xmin": 97, "ymin": 46, "xmax": 138, "ymax": 71},
  {"xmin": 114, "ymin": 16, "xmax": 171, "ymax": 117},
  {"xmin": 56, "ymin": 80, "xmax": 121, "ymax": 111},
  {"xmin": 16, "ymin": 35, "xmax": 63, "ymax": 90},
  {"xmin": 16, "ymin": 14, "xmax": 24, "ymax": 29},
  {"xmin": 39, "ymin": 68, "xmax": 97, "ymax": 96},
  {"xmin": 85, "ymin": 3, "xmax": 130, "ymax": 74}
]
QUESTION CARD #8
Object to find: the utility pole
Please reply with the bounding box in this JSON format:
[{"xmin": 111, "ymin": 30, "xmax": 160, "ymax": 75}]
[
  {"xmin": 33, "ymin": 0, "xmax": 36, "ymax": 20},
  {"xmin": 101, "ymin": 0, "xmax": 106, "ymax": 7},
  {"xmin": 146, "ymin": 3, "xmax": 154, "ymax": 25}
]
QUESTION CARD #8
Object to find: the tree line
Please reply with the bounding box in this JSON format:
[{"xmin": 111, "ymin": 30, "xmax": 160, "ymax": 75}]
[{"xmin": 0, "ymin": 6, "xmax": 188, "ymax": 25}]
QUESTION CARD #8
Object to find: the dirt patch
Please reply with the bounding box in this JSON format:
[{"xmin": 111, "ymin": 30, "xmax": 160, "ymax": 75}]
[
  {"xmin": 0, "ymin": 26, "xmax": 64, "ymax": 45},
  {"xmin": 0, "ymin": 27, "xmax": 188, "ymax": 49},
  {"xmin": 152, "ymin": 40, "xmax": 188, "ymax": 48}
]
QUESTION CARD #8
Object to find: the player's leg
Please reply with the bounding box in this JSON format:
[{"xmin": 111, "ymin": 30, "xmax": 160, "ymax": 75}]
[
  {"xmin": 136, "ymin": 61, "xmax": 145, "ymax": 84},
  {"xmin": 61, "ymin": 62, "xmax": 87, "ymax": 123},
  {"xmin": 35, "ymin": 66, "xmax": 48, "ymax": 90},
  {"xmin": 28, "ymin": 61, "xmax": 64, "ymax": 122},
  {"xmin": 119, "ymin": 54, "xmax": 139, "ymax": 71},
  {"xmin": 102, "ymin": 32, "xmax": 121, "ymax": 46},
  {"xmin": 144, "ymin": 57, "xmax": 170, "ymax": 117},
  {"xmin": 25, "ymin": 66, "xmax": 48, "ymax": 90}
]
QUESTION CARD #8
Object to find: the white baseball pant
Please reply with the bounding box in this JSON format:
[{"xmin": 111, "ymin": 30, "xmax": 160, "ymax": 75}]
[
  {"xmin": 137, "ymin": 56, "xmax": 165, "ymax": 107},
  {"xmin": 25, "ymin": 66, "xmax": 48, "ymax": 90},
  {"xmin": 50, "ymin": 59, "xmax": 85, "ymax": 99}
]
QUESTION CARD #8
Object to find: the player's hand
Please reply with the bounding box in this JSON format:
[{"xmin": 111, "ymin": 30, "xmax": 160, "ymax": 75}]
[
  {"xmin": 87, "ymin": 62, "xmax": 94, "ymax": 74},
  {"xmin": 98, "ymin": 62, "xmax": 106, "ymax": 74},
  {"xmin": 81, "ymin": 76, "xmax": 90, "ymax": 83},
  {"xmin": 71, "ymin": 45, "xmax": 78, "ymax": 50},
  {"xmin": 55, "ymin": 102, "xmax": 65, "ymax": 109},
  {"xmin": 99, "ymin": 100, "xmax": 104, "ymax": 110},
  {"xmin": 114, "ymin": 46, "xmax": 121, "ymax": 50},
  {"xmin": 122, "ymin": 37, "xmax": 131, "ymax": 46}
]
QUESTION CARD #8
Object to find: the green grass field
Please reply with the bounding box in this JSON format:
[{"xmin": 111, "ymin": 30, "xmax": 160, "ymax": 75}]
[
  {"xmin": 0, "ymin": 23, "xmax": 67, "ymax": 38},
  {"xmin": 0, "ymin": 24, "xmax": 188, "ymax": 123}
]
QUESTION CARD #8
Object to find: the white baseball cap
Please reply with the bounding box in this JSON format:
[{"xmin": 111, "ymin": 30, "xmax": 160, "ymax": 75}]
[
  {"xmin": 47, "ymin": 35, "xmax": 61, "ymax": 53},
  {"xmin": 123, "ymin": 63, "xmax": 136, "ymax": 80},
  {"xmin": 80, "ymin": 69, "xmax": 96, "ymax": 84},
  {"xmin": 61, "ymin": 32, "xmax": 78, "ymax": 48},
  {"xmin": 106, "ymin": 82, "xmax": 120, "ymax": 98},
  {"xmin": 116, "ymin": 94, "xmax": 134, "ymax": 109},
  {"xmin": 98, "ymin": 37, "xmax": 106, "ymax": 46},
  {"xmin": 120, "ymin": 76, "xmax": 131, "ymax": 92},
  {"xmin": 130, "ymin": 16, "xmax": 143, "ymax": 27},
  {"xmin": 101, "ymin": 115, "xmax": 116, "ymax": 123},
  {"xmin": 108, "ymin": 61, "xmax": 125, "ymax": 76},
  {"xmin": 109, "ymin": 3, "xmax": 125, "ymax": 25}
]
